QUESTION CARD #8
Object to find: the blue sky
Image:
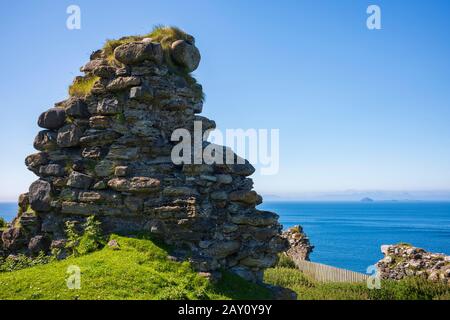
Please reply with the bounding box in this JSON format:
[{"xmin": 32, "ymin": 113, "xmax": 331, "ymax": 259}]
[{"xmin": 0, "ymin": 0, "xmax": 449, "ymax": 201}]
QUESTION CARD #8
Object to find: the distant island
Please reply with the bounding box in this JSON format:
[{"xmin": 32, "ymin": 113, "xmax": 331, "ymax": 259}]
[{"xmin": 360, "ymin": 197, "xmax": 375, "ymax": 203}]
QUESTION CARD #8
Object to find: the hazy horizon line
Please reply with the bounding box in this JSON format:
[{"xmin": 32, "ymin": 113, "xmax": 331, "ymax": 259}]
[{"xmin": 2, "ymin": 189, "xmax": 450, "ymax": 203}]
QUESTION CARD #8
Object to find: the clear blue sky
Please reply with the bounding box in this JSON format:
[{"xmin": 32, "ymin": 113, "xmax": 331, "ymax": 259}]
[{"xmin": 0, "ymin": 0, "xmax": 449, "ymax": 201}]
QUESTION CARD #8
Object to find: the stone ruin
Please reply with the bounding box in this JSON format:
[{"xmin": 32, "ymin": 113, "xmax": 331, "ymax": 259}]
[
  {"xmin": 0, "ymin": 28, "xmax": 287, "ymax": 282},
  {"xmin": 281, "ymin": 226, "xmax": 314, "ymax": 263},
  {"xmin": 377, "ymin": 244, "xmax": 450, "ymax": 285}
]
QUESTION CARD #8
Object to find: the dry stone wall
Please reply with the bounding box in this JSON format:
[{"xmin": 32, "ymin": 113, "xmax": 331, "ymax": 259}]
[{"xmin": 0, "ymin": 29, "xmax": 287, "ymax": 282}]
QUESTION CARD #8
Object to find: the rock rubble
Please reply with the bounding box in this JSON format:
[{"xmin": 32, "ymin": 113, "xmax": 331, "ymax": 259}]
[
  {"xmin": 281, "ymin": 225, "xmax": 314, "ymax": 263},
  {"xmin": 376, "ymin": 244, "xmax": 450, "ymax": 285}
]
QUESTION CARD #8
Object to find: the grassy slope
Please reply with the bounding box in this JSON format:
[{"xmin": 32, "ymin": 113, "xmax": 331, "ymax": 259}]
[
  {"xmin": 1, "ymin": 235, "xmax": 448, "ymax": 300},
  {"xmin": 0, "ymin": 235, "xmax": 271, "ymax": 300}
]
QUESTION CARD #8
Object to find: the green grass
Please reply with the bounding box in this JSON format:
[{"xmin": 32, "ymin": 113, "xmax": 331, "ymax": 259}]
[
  {"xmin": 276, "ymin": 254, "xmax": 297, "ymax": 269},
  {"xmin": 68, "ymin": 75, "xmax": 100, "ymax": 97},
  {"xmin": 0, "ymin": 252, "xmax": 54, "ymax": 273},
  {"xmin": 0, "ymin": 217, "xmax": 7, "ymax": 230},
  {"xmin": 0, "ymin": 234, "xmax": 271, "ymax": 300},
  {"xmin": 2, "ymin": 235, "xmax": 447, "ymax": 300},
  {"xmin": 264, "ymin": 267, "xmax": 450, "ymax": 300}
]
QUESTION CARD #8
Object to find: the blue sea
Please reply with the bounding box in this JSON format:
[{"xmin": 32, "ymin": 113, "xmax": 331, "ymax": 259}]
[
  {"xmin": 1, "ymin": 201, "xmax": 450, "ymax": 273},
  {"xmin": 0, "ymin": 203, "xmax": 17, "ymax": 223},
  {"xmin": 259, "ymin": 201, "xmax": 450, "ymax": 273}
]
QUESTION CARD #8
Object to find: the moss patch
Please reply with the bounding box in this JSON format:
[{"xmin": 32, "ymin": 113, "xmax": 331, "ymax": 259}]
[
  {"xmin": 69, "ymin": 75, "xmax": 100, "ymax": 97},
  {"xmin": 397, "ymin": 242, "xmax": 413, "ymax": 247},
  {"xmin": 114, "ymin": 113, "xmax": 126, "ymax": 125},
  {"xmin": 0, "ymin": 217, "xmax": 7, "ymax": 230},
  {"xmin": 24, "ymin": 204, "xmax": 37, "ymax": 216}
]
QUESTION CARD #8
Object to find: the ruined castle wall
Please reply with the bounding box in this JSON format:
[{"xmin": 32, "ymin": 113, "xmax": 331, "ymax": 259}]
[{"xmin": 0, "ymin": 31, "xmax": 286, "ymax": 282}]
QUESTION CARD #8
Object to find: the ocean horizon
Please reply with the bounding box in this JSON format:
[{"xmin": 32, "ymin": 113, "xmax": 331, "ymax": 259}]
[
  {"xmin": 2, "ymin": 201, "xmax": 450, "ymax": 273},
  {"xmin": 259, "ymin": 201, "xmax": 450, "ymax": 273}
]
